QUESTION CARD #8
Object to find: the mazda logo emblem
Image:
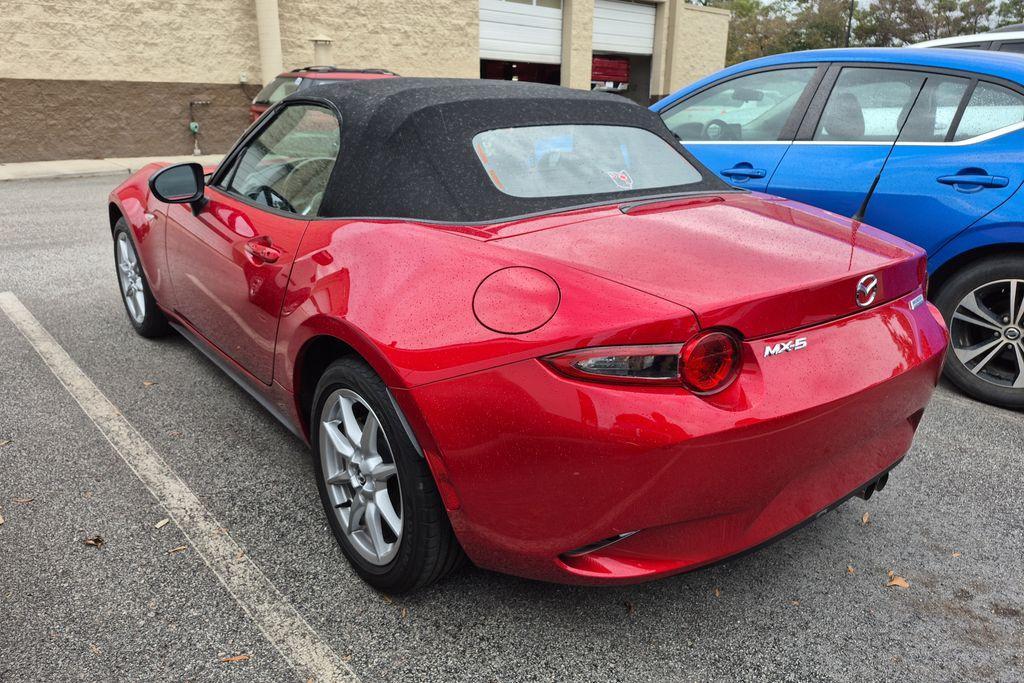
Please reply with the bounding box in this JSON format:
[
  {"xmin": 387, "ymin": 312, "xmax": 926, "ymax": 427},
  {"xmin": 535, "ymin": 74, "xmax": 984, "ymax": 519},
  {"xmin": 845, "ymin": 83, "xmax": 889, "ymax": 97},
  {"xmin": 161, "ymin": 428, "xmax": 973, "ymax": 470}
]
[{"xmin": 856, "ymin": 274, "xmax": 878, "ymax": 308}]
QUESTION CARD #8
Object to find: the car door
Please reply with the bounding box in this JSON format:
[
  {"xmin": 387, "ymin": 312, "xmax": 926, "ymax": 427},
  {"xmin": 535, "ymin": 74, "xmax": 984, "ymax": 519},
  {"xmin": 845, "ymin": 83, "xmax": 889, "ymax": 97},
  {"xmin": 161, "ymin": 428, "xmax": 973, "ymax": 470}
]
[
  {"xmin": 768, "ymin": 66, "xmax": 929, "ymax": 219},
  {"xmin": 863, "ymin": 77, "xmax": 1024, "ymax": 254},
  {"xmin": 658, "ymin": 66, "xmax": 823, "ymax": 192},
  {"xmin": 164, "ymin": 102, "xmax": 341, "ymax": 383}
]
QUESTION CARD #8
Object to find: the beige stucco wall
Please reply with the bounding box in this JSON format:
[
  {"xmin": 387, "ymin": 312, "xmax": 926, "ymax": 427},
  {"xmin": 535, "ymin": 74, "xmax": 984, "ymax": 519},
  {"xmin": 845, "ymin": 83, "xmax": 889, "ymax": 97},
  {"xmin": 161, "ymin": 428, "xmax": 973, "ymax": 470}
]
[
  {"xmin": 0, "ymin": 0, "xmax": 261, "ymax": 84},
  {"xmin": 661, "ymin": 3, "xmax": 730, "ymax": 95},
  {"xmin": 561, "ymin": 0, "xmax": 594, "ymax": 90},
  {"xmin": 278, "ymin": 0, "xmax": 479, "ymax": 78}
]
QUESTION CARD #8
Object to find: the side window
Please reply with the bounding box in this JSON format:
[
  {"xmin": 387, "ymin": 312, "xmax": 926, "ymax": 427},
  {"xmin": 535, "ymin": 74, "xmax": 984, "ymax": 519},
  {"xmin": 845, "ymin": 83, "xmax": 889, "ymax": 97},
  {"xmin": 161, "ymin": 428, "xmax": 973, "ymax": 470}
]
[
  {"xmin": 899, "ymin": 75, "xmax": 969, "ymax": 142},
  {"xmin": 953, "ymin": 82, "xmax": 1024, "ymax": 141},
  {"xmin": 815, "ymin": 68, "xmax": 926, "ymax": 142},
  {"xmin": 998, "ymin": 41, "xmax": 1024, "ymax": 54},
  {"xmin": 660, "ymin": 68, "xmax": 816, "ymax": 142},
  {"xmin": 223, "ymin": 105, "xmax": 340, "ymax": 216}
]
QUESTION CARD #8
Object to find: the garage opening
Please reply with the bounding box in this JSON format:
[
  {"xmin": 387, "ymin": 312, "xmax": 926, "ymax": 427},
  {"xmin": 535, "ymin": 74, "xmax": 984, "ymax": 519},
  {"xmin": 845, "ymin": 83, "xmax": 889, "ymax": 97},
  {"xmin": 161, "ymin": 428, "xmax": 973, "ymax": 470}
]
[
  {"xmin": 591, "ymin": 0, "xmax": 656, "ymax": 104},
  {"xmin": 480, "ymin": 0, "xmax": 563, "ymax": 84}
]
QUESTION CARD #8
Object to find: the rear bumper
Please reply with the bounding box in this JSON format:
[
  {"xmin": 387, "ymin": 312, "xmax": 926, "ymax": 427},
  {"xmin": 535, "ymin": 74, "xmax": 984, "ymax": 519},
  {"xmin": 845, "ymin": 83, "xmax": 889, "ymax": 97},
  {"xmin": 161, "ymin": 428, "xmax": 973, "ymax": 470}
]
[{"xmin": 400, "ymin": 292, "xmax": 948, "ymax": 585}]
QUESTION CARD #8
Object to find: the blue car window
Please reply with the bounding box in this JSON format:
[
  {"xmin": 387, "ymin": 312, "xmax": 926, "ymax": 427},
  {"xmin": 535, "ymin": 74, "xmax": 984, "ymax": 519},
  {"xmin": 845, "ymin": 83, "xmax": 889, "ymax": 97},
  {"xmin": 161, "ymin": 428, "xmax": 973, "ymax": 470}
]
[
  {"xmin": 953, "ymin": 82, "xmax": 1024, "ymax": 141},
  {"xmin": 900, "ymin": 75, "xmax": 969, "ymax": 142},
  {"xmin": 815, "ymin": 68, "xmax": 926, "ymax": 142},
  {"xmin": 660, "ymin": 68, "xmax": 816, "ymax": 142}
]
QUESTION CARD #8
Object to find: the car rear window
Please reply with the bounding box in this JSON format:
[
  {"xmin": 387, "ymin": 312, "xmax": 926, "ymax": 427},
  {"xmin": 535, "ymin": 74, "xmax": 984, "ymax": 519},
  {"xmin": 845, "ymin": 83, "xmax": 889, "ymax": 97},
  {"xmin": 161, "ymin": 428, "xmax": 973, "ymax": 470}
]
[
  {"xmin": 253, "ymin": 76, "xmax": 303, "ymax": 105},
  {"xmin": 472, "ymin": 124, "xmax": 702, "ymax": 198}
]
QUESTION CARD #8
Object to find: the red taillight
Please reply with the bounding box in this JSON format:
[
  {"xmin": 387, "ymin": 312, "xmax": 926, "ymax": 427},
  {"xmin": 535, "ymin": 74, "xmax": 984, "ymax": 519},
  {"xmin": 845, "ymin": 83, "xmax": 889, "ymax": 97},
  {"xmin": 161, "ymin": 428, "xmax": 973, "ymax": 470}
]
[
  {"xmin": 680, "ymin": 331, "xmax": 741, "ymax": 395},
  {"xmin": 542, "ymin": 330, "xmax": 742, "ymax": 394}
]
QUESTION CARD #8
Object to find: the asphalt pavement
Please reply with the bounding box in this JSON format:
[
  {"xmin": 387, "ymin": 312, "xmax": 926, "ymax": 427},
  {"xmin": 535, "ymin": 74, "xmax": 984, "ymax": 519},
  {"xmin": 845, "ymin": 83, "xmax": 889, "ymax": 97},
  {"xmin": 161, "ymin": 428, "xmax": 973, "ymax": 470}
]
[{"xmin": 0, "ymin": 176, "xmax": 1021, "ymax": 682}]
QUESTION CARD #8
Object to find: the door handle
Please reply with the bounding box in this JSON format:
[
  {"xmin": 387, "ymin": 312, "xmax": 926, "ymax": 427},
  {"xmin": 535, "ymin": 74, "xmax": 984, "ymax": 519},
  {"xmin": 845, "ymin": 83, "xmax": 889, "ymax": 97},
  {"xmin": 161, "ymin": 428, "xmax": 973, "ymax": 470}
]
[
  {"xmin": 245, "ymin": 237, "xmax": 281, "ymax": 263},
  {"xmin": 937, "ymin": 173, "xmax": 1009, "ymax": 192},
  {"xmin": 721, "ymin": 165, "xmax": 767, "ymax": 180}
]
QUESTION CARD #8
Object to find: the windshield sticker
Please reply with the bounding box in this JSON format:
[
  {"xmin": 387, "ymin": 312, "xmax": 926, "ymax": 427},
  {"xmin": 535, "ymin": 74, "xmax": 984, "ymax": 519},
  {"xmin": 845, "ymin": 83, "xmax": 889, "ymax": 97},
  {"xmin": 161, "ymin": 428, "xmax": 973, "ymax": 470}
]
[{"xmin": 606, "ymin": 170, "xmax": 634, "ymax": 190}]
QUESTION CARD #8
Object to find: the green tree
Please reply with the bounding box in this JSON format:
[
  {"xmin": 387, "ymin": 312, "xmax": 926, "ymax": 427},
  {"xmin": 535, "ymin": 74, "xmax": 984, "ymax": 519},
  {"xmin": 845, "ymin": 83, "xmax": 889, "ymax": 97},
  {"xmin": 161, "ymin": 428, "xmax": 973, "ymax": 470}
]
[
  {"xmin": 997, "ymin": 0, "xmax": 1024, "ymax": 23},
  {"xmin": 959, "ymin": 0, "xmax": 997, "ymax": 32}
]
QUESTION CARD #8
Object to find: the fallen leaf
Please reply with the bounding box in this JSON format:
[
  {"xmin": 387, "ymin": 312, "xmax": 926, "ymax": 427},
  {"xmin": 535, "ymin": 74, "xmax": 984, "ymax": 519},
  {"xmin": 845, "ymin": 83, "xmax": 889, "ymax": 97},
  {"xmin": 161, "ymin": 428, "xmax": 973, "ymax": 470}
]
[
  {"xmin": 220, "ymin": 654, "xmax": 249, "ymax": 663},
  {"xmin": 0, "ymin": 512, "xmax": 5, "ymax": 526},
  {"xmin": 83, "ymin": 490, "xmax": 93, "ymax": 498},
  {"xmin": 713, "ymin": 587, "xmax": 721, "ymax": 598},
  {"xmin": 886, "ymin": 574, "xmax": 910, "ymax": 589},
  {"xmin": 142, "ymin": 380, "xmax": 158, "ymax": 387},
  {"xmin": 790, "ymin": 600, "xmax": 800, "ymax": 606},
  {"xmin": 235, "ymin": 550, "xmax": 245, "ymax": 561},
  {"xmin": 155, "ymin": 518, "xmax": 170, "ymax": 529},
  {"xmin": 861, "ymin": 512, "xmax": 870, "ymax": 526},
  {"xmin": 0, "ymin": 440, "xmax": 10, "ymax": 448},
  {"xmin": 887, "ymin": 569, "xmax": 894, "ymax": 579},
  {"xmin": 624, "ymin": 600, "xmax": 635, "ymax": 616},
  {"xmin": 12, "ymin": 498, "xmax": 33, "ymax": 504},
  {"xmin": 84, "ymin": 535, "xmax": 105, "ymax": 548},
  {"xmin": 167, "ymin": 545, "xmax": 187, "ymax": 554},
  {"xmin": 379, "ymin": 593, "xmax": 393, "ymax": 604},
  {"xmin": 89, "ymin": 643, "xmax": 101, "ymax": 655},
  {"xmin": 340, "ymin": 654, "xmax": 353, "ymax": 662},
  {"xmin": 401, "ymin": 607, "xmax": 408, "ymax": 620},
  {"xmin": 167, "ymin": 430, "xmax": 182, "ymax": 437},
  {"xmin": 952, "ymin": 551, "xmax": 962, "ymax": 558},
  {"xmin": 847, "ymin": 565, "xmax": 856, "ymax": 575}
]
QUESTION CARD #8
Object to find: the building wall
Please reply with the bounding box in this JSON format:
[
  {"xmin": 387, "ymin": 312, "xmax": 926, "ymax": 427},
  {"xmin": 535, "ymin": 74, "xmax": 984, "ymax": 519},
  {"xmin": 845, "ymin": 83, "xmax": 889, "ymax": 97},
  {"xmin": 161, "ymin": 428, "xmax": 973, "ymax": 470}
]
[
  {"xmin": 0, "ymin": 0, "xmax": 261, "ymax": 83},
  {"xmin": 561, "ymin": 0, "xmax": 595, "ymax": 90},
  {"xmin": 660, "ymin": 3, "xmax": 730, "ymax": 98},
  {"xmin": 278, "ymin": 0, "xmax": 479, "ymax": 77},
  {"xmin": 0, "ymin": 0, "xmax": 727, "ymax": 163}
]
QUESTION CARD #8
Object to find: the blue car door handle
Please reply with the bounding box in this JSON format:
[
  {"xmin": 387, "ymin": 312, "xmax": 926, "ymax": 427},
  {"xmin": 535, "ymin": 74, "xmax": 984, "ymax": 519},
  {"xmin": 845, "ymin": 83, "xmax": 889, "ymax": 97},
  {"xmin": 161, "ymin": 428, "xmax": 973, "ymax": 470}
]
[
  {"xmin": 721, "ymin": 165, "xmax": 767, "ymax": 180},
  {"xmin": 937, "ymin": 173, "xmax": 1009, "ymax": 192}
]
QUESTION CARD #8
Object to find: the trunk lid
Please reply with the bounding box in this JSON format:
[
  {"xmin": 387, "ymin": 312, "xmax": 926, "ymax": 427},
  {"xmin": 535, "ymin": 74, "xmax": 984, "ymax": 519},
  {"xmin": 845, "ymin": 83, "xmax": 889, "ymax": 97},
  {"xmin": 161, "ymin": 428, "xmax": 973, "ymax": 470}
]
[{"xmin": 491, "ymin": 193, "xmax": 924, "ymax": 339}]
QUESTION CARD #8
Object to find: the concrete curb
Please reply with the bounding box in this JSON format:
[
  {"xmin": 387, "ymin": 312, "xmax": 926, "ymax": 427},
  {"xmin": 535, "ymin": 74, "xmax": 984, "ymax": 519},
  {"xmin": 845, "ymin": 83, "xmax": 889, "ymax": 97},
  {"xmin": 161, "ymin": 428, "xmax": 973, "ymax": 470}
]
[{"xmin": 0, "ymin": 154, "xmax": 223, "ymax": 182}]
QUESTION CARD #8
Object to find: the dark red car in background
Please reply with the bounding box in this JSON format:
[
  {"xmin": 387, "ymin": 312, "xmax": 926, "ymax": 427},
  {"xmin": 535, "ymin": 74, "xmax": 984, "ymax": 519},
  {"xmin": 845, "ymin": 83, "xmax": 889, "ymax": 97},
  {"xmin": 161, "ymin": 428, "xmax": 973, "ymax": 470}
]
[{"xmin": 249, "ymin": 66, "xmax": 397, "ymax": 121}]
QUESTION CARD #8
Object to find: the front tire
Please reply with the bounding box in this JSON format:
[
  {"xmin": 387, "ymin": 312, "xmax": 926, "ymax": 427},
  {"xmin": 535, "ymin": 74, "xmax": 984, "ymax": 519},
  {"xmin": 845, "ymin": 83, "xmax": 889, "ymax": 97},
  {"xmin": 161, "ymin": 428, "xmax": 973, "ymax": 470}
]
[
  {"xmin": 311, "ymin": 357, "xmax": 465, "ymax": 592},
  {"xmin": 113, "ymin": 219, "xmax": 170, "ymax": 338},
  {"xmin": 934, "ymin": 255, "xmax": 1024, "ymax": 409}
]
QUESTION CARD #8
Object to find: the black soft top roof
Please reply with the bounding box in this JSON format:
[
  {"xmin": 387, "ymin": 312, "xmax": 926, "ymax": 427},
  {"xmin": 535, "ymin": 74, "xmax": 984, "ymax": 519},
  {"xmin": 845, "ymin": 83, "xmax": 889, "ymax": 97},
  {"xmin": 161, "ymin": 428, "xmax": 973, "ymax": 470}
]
[{"xmin": 282, "ymin": 78, "xmax": 728, "ymax": 223}]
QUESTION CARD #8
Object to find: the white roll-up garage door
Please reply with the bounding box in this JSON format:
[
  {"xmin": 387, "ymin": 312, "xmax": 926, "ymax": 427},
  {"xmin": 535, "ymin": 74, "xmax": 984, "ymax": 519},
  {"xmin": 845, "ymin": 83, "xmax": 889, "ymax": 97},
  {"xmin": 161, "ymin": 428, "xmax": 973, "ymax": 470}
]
[
  {"xmin": 480, "ymin": 0, "xmax": 564, "ymax": 64},
  {"xmin": 593, "ymin": 0, "xmax": 656, "ymax": 55}
]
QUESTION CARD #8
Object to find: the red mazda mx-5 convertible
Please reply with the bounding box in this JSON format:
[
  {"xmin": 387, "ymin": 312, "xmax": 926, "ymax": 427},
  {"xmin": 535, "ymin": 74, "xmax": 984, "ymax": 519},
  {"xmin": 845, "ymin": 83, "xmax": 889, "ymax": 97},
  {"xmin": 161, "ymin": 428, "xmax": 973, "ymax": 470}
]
[{"xmin": 108, "ymin": 79, "xmax": 948, "ymax": 592}]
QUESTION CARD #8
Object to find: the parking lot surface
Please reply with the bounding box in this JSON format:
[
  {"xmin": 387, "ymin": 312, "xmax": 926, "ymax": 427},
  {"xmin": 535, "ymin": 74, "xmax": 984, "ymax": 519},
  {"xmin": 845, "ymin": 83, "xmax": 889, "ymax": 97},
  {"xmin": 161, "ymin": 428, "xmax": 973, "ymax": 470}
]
[{"xmin": 1, "ymin": 176, "xmax": 1022, "ymax": 682}]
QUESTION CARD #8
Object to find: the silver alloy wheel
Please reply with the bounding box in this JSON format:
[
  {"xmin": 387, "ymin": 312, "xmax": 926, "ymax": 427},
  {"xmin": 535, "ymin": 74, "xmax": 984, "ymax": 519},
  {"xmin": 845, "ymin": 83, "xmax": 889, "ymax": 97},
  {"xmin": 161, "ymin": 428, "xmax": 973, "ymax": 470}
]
[
  {"xmin": 950, "ymin": 278, "xmax": 1024, "ymax": 389},
  {"xmin": 319, "ymin": 388, "xmax": 403, "ymax": 565},
  {"xmin": 116, "ymin": 232, "xmax": 146, "ymax": 324}
]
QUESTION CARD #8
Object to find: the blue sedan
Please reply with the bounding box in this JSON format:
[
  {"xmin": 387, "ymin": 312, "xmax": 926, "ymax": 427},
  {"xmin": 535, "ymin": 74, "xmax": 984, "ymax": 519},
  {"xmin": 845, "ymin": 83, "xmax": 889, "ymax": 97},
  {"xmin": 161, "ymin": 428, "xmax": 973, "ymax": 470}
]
[{"xmin": 653, "ymin": 48, "xmax": 1024, "ymax": 409}]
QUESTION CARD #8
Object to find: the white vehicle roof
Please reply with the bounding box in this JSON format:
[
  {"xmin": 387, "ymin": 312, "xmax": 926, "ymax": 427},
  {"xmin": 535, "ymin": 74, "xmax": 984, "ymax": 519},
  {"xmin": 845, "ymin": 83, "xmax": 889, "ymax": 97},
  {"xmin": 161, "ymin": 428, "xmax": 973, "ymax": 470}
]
[{"xmin": 913, "ymin": 30, "xmax": 1024, "ymax": 48}]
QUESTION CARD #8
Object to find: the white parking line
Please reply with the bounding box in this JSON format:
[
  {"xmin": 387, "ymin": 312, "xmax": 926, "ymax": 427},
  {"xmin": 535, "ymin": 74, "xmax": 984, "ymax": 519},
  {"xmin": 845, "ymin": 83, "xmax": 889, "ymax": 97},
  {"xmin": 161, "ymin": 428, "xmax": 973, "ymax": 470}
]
[{"xmin": 0, "ymin": 292, "xmax": 357, "ymax": 683}]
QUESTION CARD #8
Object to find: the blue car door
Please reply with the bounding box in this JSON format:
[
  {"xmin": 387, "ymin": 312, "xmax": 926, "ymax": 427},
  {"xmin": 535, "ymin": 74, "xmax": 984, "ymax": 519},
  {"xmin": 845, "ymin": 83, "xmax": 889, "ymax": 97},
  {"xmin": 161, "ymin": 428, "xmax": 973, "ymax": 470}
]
[
  {"xmin": 768, "ymin": 66, "xmax": 930, "ymax": 219},
  {"xmin": 864, "ymin": 78, "xmax": 1024, "ymax": 254},
  {"xmin": 657, "ymin": 66, "xmax": 823, "ymax": 192}
]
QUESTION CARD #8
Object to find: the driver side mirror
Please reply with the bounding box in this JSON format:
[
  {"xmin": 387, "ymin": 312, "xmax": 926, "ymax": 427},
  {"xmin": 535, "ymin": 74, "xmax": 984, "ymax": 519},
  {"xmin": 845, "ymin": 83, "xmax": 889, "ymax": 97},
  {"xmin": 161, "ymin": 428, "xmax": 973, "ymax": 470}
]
[{"xmin": 149, "ymin": 162, "xmax": 206, "ymax": 212}]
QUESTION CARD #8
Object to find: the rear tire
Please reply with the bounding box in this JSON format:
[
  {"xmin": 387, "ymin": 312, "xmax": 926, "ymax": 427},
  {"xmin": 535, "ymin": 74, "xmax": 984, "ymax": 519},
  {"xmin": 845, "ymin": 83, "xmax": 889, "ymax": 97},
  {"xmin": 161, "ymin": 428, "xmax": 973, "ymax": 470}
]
[
  {"xmin": 311, "ymin": 357, "xmax": 466, "ymax": 593},
  {"xmin": 934, "ymin": 255, "xmax": 1024, "ymax": 409},
  {"xmin": 113, "ymin": 219, "xmax": 170, "ymax": 338}
]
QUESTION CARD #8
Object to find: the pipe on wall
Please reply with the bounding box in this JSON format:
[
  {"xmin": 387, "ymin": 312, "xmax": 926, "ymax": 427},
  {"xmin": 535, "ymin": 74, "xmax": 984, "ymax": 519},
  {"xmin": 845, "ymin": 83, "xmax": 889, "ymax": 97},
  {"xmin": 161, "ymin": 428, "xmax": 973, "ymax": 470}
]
[{"xmin": 254, "ymin": 0, "xmax": 284, "ymax": 84}]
